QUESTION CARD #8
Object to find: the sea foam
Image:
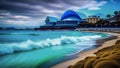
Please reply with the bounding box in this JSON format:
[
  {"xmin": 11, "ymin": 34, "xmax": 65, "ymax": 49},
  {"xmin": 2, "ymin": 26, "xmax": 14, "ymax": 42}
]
[{"xmin": 0, "ymin": 35, "xmax": 101, "ymax": 55}]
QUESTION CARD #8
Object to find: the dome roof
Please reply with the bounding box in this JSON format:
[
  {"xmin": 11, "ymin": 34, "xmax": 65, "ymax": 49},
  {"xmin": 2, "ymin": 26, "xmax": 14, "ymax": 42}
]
[{"xmin": 61, "ymin": 10, "xmax": 81, "ymax": 20}]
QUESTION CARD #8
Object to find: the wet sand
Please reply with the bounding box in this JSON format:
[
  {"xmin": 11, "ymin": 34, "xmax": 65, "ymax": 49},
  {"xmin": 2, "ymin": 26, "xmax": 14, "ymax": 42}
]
[{"xmin": 52, "ymin": 32, "xmax": 120, "ymax": 68}]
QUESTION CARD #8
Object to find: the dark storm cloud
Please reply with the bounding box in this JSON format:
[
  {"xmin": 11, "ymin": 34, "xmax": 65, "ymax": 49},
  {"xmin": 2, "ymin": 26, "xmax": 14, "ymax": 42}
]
[
  {"xmin": 0, "ymin": 0, "xmax": 107, "ymax": 27},
  {"xmin": 0, "ymin": 0, "xmax": 106, "ymax": 15},
  {"xmin": 0, "ymin": 0, "xmax": 33, "ymax": 12},
  {"xmin": 0, "ymin": 0, "xmax": 65, "ymax": 18},
  {"xmin": 0, "ymin": 0, "xmax": 61, "ymax": 12}
]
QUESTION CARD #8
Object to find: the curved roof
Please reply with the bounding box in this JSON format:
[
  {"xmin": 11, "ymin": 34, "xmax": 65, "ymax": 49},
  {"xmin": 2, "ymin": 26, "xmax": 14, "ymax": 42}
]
[{"xmin": 61, "ymin": 10, "xmax": 81, "ymax": 20}]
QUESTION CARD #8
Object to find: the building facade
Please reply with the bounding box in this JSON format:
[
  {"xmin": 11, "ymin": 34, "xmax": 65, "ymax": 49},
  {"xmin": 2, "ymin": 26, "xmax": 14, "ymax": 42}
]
[
  {"xmin": 38, "ymin": 10, "xmax": 86, "ymax": 30},
  {"xmin": 86, "ymin": 16, "xmax": 100, "ymax": 23}
]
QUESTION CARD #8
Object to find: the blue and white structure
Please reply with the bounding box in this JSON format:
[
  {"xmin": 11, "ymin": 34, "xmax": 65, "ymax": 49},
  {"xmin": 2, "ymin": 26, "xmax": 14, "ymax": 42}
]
[{"xmin": 40, "ymin": 10, "xmax": 86, "ymax": 29}]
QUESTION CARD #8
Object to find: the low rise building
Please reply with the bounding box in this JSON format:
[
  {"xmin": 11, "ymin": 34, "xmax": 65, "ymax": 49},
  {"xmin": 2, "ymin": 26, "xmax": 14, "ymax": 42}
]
[{"xmin": 86, "ymin": 16, "xmax": 100, "ymax": 23}]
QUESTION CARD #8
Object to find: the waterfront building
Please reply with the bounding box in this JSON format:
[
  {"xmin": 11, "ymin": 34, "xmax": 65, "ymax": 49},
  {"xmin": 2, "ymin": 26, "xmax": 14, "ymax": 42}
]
[
  {"xmin": 86, "ymin": 16, "xmax": 100, "ymax": 23},
  {"xmin": 38, "ymin": 10, "xmax": 86, "ymax": 30}
]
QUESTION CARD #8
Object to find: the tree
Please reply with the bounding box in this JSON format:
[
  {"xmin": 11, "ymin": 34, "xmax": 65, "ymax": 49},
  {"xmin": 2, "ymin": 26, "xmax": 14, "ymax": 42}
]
[
  {"xmin": 106, "ymin": 14, "xmax": 111, "ymax": 20},
  {"xmin": 114, "ymin": 11, "xmax": 118, "ymax": 16},
  {"xmin": 114, "ymin": 11, "xmax": 119, "ymax": 22}
]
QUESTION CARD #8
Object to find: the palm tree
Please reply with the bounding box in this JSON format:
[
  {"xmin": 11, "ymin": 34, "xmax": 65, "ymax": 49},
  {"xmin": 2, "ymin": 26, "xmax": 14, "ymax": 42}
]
[
  {"xmin": 114, "ymin": 11, "xmax": 118, "ymax": 16},
  {"xmin": 106, "ymin": 14, "xmax": 111, "ymax": 20},
  {"xmin": 114, "ymin": 11, "xmax": 119, "ymax": 22}
]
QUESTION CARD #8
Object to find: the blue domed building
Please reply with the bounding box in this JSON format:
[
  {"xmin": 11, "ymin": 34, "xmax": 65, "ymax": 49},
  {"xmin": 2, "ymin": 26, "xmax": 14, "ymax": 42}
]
[{"xmin": 39, "ymin": 10, "xmax": 86, "ymax": 30}]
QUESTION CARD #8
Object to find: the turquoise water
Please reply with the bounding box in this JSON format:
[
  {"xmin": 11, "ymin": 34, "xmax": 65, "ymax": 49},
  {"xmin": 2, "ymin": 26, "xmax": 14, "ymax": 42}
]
[{"xmin": 0, "ymin": 30, "xmax": 109, "ymax": 68}]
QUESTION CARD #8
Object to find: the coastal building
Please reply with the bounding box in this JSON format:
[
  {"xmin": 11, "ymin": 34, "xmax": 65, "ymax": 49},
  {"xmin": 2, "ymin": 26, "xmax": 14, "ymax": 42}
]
[
  {"xmin": 86, "ymin": 16, "xmax": 100, "ymax": 23},
  {"xmin": 37, "ymin": 10, "xmax": 86, "ymax": 30}
]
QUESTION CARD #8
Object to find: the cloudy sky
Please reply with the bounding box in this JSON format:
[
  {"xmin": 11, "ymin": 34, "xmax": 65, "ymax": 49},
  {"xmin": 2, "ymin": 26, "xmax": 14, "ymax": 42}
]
[{"xmin": 0, "ymin": 0, "xmax": 120, "ymax": 28}]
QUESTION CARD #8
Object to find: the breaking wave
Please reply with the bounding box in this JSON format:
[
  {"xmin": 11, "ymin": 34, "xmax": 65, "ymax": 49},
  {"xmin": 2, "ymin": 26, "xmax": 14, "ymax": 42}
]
[{"xmin": 0, "ymin": 35, "xmax": 102, "ymax": 55}]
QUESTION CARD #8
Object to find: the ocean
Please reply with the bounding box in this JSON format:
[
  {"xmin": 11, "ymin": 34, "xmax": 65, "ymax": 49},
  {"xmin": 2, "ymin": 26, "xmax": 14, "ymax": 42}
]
[{"xmin": 0, "ymin": 30, "xmax": 111, "ymax": 68}]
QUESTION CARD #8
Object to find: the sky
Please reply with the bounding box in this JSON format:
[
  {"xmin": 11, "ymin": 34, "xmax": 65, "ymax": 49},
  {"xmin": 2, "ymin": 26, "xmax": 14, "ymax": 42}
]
[{"xmin": 0, "ymin": 0, "xmax": 120, "ymax": 28}]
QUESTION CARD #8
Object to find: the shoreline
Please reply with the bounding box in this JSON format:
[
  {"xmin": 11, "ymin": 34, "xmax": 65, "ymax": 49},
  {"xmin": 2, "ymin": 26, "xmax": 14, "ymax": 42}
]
[{"xmin": 51, "ymin": 32, "xmax": 120, "ymax": 68}]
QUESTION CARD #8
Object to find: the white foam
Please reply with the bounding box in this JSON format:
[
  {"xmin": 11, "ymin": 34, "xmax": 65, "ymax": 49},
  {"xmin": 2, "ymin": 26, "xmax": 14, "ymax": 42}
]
[{"xmin": 0, "ymin": 35, "xmax": 102, "ymax": 55}]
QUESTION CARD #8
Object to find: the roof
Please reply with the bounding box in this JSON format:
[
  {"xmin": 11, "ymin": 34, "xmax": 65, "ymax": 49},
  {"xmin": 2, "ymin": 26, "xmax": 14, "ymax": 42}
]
[{"xmin": 61, "ymin": 10, "xmax": 81, "ymax": 20}]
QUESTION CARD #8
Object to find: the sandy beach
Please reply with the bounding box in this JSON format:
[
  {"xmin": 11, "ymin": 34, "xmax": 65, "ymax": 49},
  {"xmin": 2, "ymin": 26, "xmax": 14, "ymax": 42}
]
[{"xmin": 52, "ymin": 32, "xmax": 120, "ymax": 68}]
